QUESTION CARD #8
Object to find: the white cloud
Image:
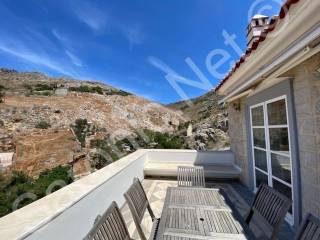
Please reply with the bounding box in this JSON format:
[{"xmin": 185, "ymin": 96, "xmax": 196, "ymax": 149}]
[
  {"xmin": 73, "ymin": 3, "xmax": 108, "ymax": 33},
  {"xmin": 0, "ymin": 3, "xmax": 79, "ymax": 77},
  {"xmin": 71, "ymin": 1, "xmax": 144, "ymax": 48},
  {"xmin": 0, "ymin": 34, "xmax": 77, "ymax": 77},
  {"xmin": 65, "ymin": 50, "xmax": 82, "ymax": 67},
  {"xmin": 52, "ymin": 29, "xmax": 67, "ymax": 44}
]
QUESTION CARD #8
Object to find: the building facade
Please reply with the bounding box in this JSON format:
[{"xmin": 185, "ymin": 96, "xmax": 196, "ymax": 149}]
[{"xmin": 216, "ymin": 0, "xmax": 320, "ymax": 227}]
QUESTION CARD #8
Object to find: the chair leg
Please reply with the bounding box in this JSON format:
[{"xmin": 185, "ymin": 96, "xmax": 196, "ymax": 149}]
[{"xmin": 245, "ymin": 210, "xmax": 254, "ymax": 224}]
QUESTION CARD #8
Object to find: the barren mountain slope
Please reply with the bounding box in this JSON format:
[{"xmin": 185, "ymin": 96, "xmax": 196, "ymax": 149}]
[
  {"xmin": 0, "ymin": 68, "xmax": 185, "ymax": 135},
  {"xmin": 0, "ymin": 68, "xmax": 185, "ymax": 177},
  {"xmin": 2, "ymin": 94, "xmax": 183, "ymax": 137}
]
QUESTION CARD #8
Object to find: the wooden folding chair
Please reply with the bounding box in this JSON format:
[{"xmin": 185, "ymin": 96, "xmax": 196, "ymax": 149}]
[
  {"xmin": 177, "ymin": 166, "xmax": 205, "ymax": 188},
  {"xmin": 84, "ymin": 201, "xmax": 131, "ymax": 240},
  {"xmin": 295, "ymin": 213, "xmax": 320, "ymax": 240},
  {"xmin": 245, "ymin": 184, "xmax": 292, "ymax": 240},
  {"xmin": 124, "ymin": 178, "xmax": 159, "ymax": 240}
]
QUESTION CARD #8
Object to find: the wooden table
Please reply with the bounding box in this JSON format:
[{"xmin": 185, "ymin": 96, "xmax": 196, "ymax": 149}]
[{"xmin": 156, "ymin": 187, "xmax": 254, "ymax": 240}]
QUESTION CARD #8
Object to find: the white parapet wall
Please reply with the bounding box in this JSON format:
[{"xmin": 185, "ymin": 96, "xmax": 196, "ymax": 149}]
[
  {"xmin": 144, "ymin": 149, "xmax": 241, "ymax": 178},
  {"xmin": 0, "ymin": 150, "xmax": 147, "ymax": 240},
  {"xmin": 0, "ymin": 149, "xmax": 240, "ymax": 240},
  {"xmin": 146, "ymin": 149, "xmax": 236, "ymax": 165}
]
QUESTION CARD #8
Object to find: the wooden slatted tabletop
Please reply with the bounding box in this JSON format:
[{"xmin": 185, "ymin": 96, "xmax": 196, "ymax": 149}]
[{"xmin": 156, "ymin": 187, "xmax": 255, "ymax": 240}]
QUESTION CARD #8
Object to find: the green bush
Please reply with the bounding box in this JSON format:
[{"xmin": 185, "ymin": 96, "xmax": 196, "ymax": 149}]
[
  {"xmin": 0, "ymin": 166, "xmax": 73, "ymax": 217},
  {"xmin": 34, "ymin": 83, "xmax": 55, "ymax": 91},
  {"xmin": 91, "ymin": 86, "xmax": 103, "ymax": 95},
  {"xmin": 152, "ymin": 132, "xmax": 183, "ymax": 149},
  {"xmin": 105, "ymin": 89, "xmax": 131, "ymax": 96},
  {"xmin": 69, "ymin": 85, "xmax": 104, "ymax": 95},
  {"xmin": 0, "ymin": 85, "xmax": 5, "ymax": 102},
  {"xmin": 33, "ymin": 166, "xmax": 73, "ymax": 198},
  {"xmin": 68, "ymin": 85, "xmax": 132, "ymax": 96},
  {"xmin": 90, "ymin": 139, "xmax": 119, "ymax": 162},
  {"xmin": 35, "ymin": 121, "xmax": 51, "ymax": 129},
  {"xmin": 178, "ymin": 121, "xmax": 191, "ymax": 131},
  {"xmin": 91, "ymin": 151, "xmax": 115, "ymax": 170},
  {"xmin": 0, "ymin": 91, "xmax": 4, "ymax": 102},
  {"xmin": 72, "ymin": 119, "xmax": 88, "ymax": 147},
  {"xmin": 132, "ymin": 129, "xmax": 184, "ymax": 149}
]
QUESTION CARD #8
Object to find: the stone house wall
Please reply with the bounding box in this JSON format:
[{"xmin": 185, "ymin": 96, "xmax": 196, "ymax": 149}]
[
  {"xmin": 290, "ymin": 53, "xmax": 320, "ymax": 218},
  {"xmin": 227, "ymin": 98, "xmax": 249, "ymax": 185},
  {"xmin": 227, "ymin": 53, "xmax": 320, "ymax": 219}
]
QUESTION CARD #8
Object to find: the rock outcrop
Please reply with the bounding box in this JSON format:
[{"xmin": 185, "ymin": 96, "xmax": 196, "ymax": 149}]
[{"xmin": 168, "ymin": 91, "xmax": 229, "ymax": 150}]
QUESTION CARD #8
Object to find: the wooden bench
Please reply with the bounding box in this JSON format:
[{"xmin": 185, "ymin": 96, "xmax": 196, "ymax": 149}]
[
  {"xmin": 144, "ymin": 150, "xmax": 241, "ymax": 180},
  {"xmin": 144, "ymin": 163, "xmax": 241, "ymax": 179}
]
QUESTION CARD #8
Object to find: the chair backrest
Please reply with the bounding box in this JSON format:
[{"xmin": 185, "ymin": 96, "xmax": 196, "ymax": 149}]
[
  {"xmin": 84, "ymin": 201, "xmax": 131, "ymax": 240},
  {"xmin": 295, "ymin": 213, "xmax": 320, "ymax": 240},
  {"xmin": 124, "ymin": 178, "xmax": 155, "ymax": 240},
  {"xmin": 245, "ymin": 184, "xmax": 292, "ymax": 240},
  {"xmin": 177, "ymin": 166, "xmax": 205, "ymax": 188}
]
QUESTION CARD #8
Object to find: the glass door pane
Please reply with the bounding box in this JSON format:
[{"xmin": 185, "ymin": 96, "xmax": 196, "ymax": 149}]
[
  {"xmin": 255, "ymin": 169, "xmax": 268, "ymax": 187},
  {"xmin": 269, "ymin": 128, "xmax": 289, "ymax": 154},
  {"xmin": 250, "ymin": 97, "xmax": 294, "ymax": 224},
  {"xmin": 271, "ymin": 153, "xmax": 291, "ymax": 183},
  {"xmin": 253, "ymin": 129, "xmax": 266, "ymax": 148},
  {"xmin": 254, "ymin": 149, "xmax": 267, "ymax": 172},
  {"xmin": 267, "ymin": 98, "xmax": 293, "ymax": 223},
  {"xmin": 252, "ymin": 106, "xmax": 264, "ymax": 126},
  {"xmin": 273, "ymin": 179, "xmax": 293, "ymax": 214},
  {"xmin": 267, "ymin": 99, "xmax": 292, "ymax": 186},
  {"xmin": 267, "ymin": 99, "xmax": 287, "ymax": 125},
  {"xmin": 251, "ymin": 104, "xmax": 269, "ymax": 188}
]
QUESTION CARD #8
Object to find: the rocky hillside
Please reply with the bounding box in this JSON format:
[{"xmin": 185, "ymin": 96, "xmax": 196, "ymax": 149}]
[
  {"xmin": 0, "ymin": 68, "xmax": 185, "ymax": 178},
  {"xmin": 168, "ymin": 90, "xmax": 229, "ymax": 150}
]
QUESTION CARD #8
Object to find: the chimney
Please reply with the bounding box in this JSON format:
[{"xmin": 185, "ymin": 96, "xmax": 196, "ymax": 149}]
[{"xmin": 247, "ymin": 14, "xmax": 269, "ymax": 48}]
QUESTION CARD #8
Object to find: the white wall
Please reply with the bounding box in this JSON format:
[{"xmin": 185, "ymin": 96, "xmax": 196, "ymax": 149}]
[
  {"xmin": 146, "ymin": 149, "xmax": 235, "ymax": 165},
  {"xmin": 30, "ymin": 153, "xmax": 146, "ymax": 240}
]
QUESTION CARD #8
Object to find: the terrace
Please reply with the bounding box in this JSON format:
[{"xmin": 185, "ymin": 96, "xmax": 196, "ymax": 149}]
[{"xmin": 0, "ymin": 149, "xmax": 294, "ymax": 240}]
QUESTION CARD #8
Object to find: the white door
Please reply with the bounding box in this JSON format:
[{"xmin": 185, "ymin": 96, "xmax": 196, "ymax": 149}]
[{"xmin": 250, "ymin": 96, "xmax": 294, "ymax": 224}]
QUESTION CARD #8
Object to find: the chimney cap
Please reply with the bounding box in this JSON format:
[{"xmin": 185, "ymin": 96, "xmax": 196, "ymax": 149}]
[
  {"xmin": 251, "ymin": 14, "xmax": 268, "ymax": 19},
  {"xmin": 247, "ymin": 14, "xmax": 269, "ymax": 29}
]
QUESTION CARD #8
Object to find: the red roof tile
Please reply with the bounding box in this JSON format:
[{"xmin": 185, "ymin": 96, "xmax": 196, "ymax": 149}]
[{"xmin": 215, "ymin": 0, "xmax": 300, "ymax": 92}]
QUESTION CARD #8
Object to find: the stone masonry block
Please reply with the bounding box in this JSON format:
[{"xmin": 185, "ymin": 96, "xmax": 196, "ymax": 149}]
[
  {"xmin": 299, "ymin": 135, "xmax": 316, "ymax": 152},
  {"xmin": 297, "ymin": 117, "xmax": 315, "ymax": 135}
]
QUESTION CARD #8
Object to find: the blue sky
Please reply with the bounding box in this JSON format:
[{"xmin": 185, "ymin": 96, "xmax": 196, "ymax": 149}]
[{"xmin": 0, "ymin": 0, "xmax": 281, "ymax": 104}]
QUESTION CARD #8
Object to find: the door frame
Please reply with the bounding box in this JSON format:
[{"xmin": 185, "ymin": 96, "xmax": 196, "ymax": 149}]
[
  {"xmin": 249, "ymin": 95, "xmax": 295, "ymax": 224},
  {"xmin": 245, "ymin": 79, "xmax": 301, "ymax": 227}
]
